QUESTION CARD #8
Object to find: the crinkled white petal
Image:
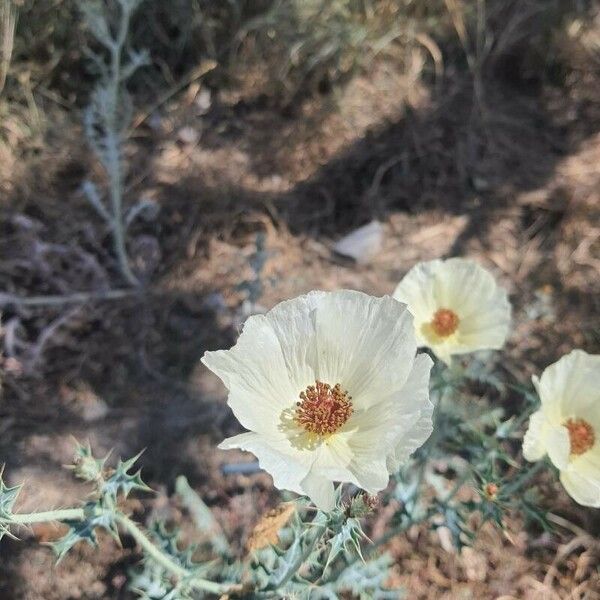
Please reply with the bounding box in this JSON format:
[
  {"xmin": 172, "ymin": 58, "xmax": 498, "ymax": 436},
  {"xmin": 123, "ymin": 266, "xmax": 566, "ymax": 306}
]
[
  {"xmin": 546, "ymin": 425, "xmax": 570, "ymax": 471},
  {"xmin": 261, "ymin": 291, "xmax": 324, "ymax": 392},
  {"xmin": 521, "ymin": 404, "xmax": 570, "ymax": 470},
  {"xmin": 219, "ymin": 432, "xmax": 312, "ymax": 496},
  {"xmin": 455, "ymin": 309, "xmax": 511, "ymax": 353},
  {"xmin": 312, "ymin": 292, "xmax": 417, "ymax": 409},
  {"xmin": 522, "ymin": 410, "xmax": 548, "ymax": 462},
  {"xmin": 560, "ymin": 470, "xmax": 600, "ymax": 508},
  {"xmin": 536, "ymin": 350, "xmax": 600, "ymax": 428},
  {"xmin": 202, "ymin": 316, "xmax": 297, "ymax": 435},
  {"xmin": 311, "ymin": 437, "xmax": 389, "ymax": 493},
  {"xmin": 301, "ymin": 353, "xmax": 433, "ymax": 492},
  {"xmin": 578, "ymin": 449, "xmax": 600, "ymax": 482},
  {"xmin": 387, "ymin": 353, "xmax": 435, "ymax": 472},
  {"xmin": 393, "ymin": 258, "xmax": 511, "ymax": 362},
  {"xmin": 524, "ymin": 350, "xmax": 600, "ymax": 508},
  {"xmin": 392, "ymin": 260, "xmax": 440, "ymax": 324},
  {"xmin": 432, "ymin": 258, "xmax": 508, "ymax": 324},
  {"xmin": 561, "ymin": 449, "xmax": 600, "ymax": 507},
  {"xmin": 219, "ymin": 432, "xmax": 338, "ymax": 511},
  {"xmin": 205, "ymin": 290, "xmax": 432, "ymax": 509},
  {"xmin": 299, "ymin": 472, "xmax": 336, "ymax": 511}
]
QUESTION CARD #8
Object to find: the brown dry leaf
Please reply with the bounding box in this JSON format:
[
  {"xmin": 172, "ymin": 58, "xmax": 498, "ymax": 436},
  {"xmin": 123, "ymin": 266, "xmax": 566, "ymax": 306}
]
[{"xmin": 246, "ymin": 503, "xmax": 296, "ymax": 552}]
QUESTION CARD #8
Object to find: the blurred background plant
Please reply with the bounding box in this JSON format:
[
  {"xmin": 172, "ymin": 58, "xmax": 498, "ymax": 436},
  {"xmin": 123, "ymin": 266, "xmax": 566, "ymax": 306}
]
[
  {"xmin": 1, "ymin": 1, "xmax": 584, "ymax": 118},
  {"xmin": 79, "ymin": 0, "xmax": 149, "ymax": 286},
  {"xmin": 0, "ymin": 0, "xmax": 18, "ymax": 97}
]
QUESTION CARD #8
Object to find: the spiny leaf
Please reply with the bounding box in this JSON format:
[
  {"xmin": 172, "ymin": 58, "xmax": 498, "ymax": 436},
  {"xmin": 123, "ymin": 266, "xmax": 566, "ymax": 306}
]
[
  {"xmin": 102, "ymin": 451, "xmax": 152, "ymax": 502},
  {"xmin": 51, "ymin": 503, "xmax": 117, "ymax": 562},
  {"xmin": 329, "ymin": 553, "xmax": 401, "ymax": 599},
  {"xmin": 0, "ymin": 466, "xmax": 22, "ymax": 541},
  {"xmin": 324, "ymin": 518, "xmax": 367, "ymax": 572}
]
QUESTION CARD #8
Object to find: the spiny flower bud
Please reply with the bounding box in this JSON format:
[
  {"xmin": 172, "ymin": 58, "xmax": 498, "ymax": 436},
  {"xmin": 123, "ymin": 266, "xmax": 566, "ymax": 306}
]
[
  {"xmin": 68, "ymin": 441, "xmax": 108, "ymax": 483},
  {"xmin": 483, "ymin": 482, "xmax": 499, "ymax": 501},
  {"xmin": 346, "ymin": 493, "xmax": 379, "ymax": 518}
]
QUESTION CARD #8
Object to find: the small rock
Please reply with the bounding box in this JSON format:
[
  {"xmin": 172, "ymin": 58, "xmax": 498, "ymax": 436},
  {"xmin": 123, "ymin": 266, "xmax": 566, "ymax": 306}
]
[
  {"xmin": 437, "ymin": 525, "xmax": 456, "ymax": 553},
  {"xmin": 177, "ymin": 125, "xmax": 199, "ymax": 145},
  {"xmin": 148, "ymin": 112, "xmax": 163, "ymax": 131},
  {"xmin": 202, "ymin": 292, "xmax": 227, "ymax": 312},
  {"xmin": 460, "ymin": 547, "xmax": 488, "ymax": 582},
  {"xmin": 195, "ymin": 88, "xmax": 212, "ymax": 115},
  {"xmin": 60, "ymin": 383, "xmax": 109, "ymax": 422},
  {"xmin": 333, "ymin": 220, "xmax": 384, "ymax": 264}
]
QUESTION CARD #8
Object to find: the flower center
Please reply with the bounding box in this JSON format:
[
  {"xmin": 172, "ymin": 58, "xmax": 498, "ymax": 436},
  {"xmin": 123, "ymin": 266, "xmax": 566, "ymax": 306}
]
[
  {"xmin": 295, "ymin": 381, "xmax": 353, "ymax": 436},
  {"xmin": 430, "ymin": 308, "xmax": 460, "ymax": 337},
  {"xmin": 564, "ymin": 418, "xmax": 595, "ymax": 456}
]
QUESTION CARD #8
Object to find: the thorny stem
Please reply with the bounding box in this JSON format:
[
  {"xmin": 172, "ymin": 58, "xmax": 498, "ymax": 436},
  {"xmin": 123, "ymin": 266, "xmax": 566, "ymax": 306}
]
[
  {"xmin": 2, "ymin": 506, "xmax": 329, "ymax": 598},
  {"xmin": 113, "ymin": 513, "xmax": 235, "ymax": 595},
  {"xmin": 273, "ymin": 522, "xmax": 327, "ymax": 589},
  {"xmin": 358, "ymin": 411, "xmax": 546, "ymax": 565},
  {"xmin": 104, "ymin": 1, "xmax": 139, "ymax": 287},
  {"xmin": 366, "ymin": 472, "xmax": 469, "ymax": 560},
  {"xmin": 326, "ymin": 493, "xmax": 453, "ymax": 586},
  {"xmin": 338, "ymin": 363, "xmax": 484, "ymax": 574},
  {"xmin": 1, "ymin": 507, "xmax": 236, "ymax": 596},
  {"xmin": 8, "ymin": 508, "xmax": 85, "ymax": 525},
  {"xmin": 326, "ymin": 466, "xmax": 470, "ymax": 587}
]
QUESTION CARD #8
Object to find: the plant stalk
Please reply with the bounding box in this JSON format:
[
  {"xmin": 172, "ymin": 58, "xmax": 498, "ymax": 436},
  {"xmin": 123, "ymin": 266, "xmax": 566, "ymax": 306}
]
[
  {"xmin": 2, "ymin": 507, "xmax": 235, "ymax": 596},
  {"xmin": 7, "ymin": 508, "xmax": 85, "ymax": 525},
  {"xmin": 104, "ymin": 2, "xmax": 139, "ymax": 287},
  {"xmin": 280, "ymin": 522, "xmax": 326, "ymax": 589},
  {"xmin": 113, "ymin": 513, "xmax": 234, "ymax": 595}
]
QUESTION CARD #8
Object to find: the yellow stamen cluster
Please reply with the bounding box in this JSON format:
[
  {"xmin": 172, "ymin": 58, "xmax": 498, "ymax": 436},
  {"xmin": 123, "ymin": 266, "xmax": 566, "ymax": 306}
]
[
  {"xmin": 295, "ymin": 381, "xmax": 353, "ymax": 436},
  {"xmin": 431, "ymin": 308, "xmax": 460, "ymax": 337},
  {"xmin": 564, "ymin": 418, "xmax": 595, "ymax": 456}
]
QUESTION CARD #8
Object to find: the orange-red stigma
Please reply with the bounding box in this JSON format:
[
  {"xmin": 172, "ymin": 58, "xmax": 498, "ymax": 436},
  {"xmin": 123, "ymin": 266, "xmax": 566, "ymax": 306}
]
[
  {"xmin": 484, "ymin": 482, "xmax": 499, "ymax": 500},
  {"xmin": 564, "ymin": 418, "xmax": 595, "ymax": 456},
  {"xmin": 295, "ymin": 381, "xmax": 353, "ymax": 436},
  {"xmin": 431, "ymin": 308, "xmax": 460, "ymax": 337}
]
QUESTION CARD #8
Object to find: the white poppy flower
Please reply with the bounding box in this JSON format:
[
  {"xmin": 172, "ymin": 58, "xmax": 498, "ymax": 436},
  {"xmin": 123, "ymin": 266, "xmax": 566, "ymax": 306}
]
[
  {"xmin": 523, "ymin": 350, "xmax": 600, "ymax": 507},
  {"xmin": 392, "ymin": 258, "xmax": 511, "ymax": 364},
  {"xmin": 202, "ymin": 290, "xmax": 433, "ymax": 511}
]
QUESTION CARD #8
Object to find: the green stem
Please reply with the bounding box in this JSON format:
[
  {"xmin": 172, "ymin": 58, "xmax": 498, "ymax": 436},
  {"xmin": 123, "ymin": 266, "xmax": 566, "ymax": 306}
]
[
  {"xmin": 113, "ymin": 513, "xmax": 232, "ymax": 595},
  {"xmin": 2, "ymin": 508, "xmax": 235, "ymax": 596},
  {"xmin": 7, "ymin": 508, "xmax": 85, "ymax": 525},
  {"xmin": 270, "ymin": 522, "xmax": 327, "ymax": 591}
]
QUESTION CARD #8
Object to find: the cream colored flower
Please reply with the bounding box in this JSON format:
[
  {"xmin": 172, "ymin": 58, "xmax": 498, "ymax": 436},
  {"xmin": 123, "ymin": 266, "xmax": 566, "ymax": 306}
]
[
  {"xmin": 202, "ymin": 290, "xmax": 433, "ymax": 511},
  {"xmin": 392, "ymin": 258, "xmax": 511, "ymax": 364},
  {"xmin": 523, "ymin": 350, "xmax": 600, "ymax": 507}
]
